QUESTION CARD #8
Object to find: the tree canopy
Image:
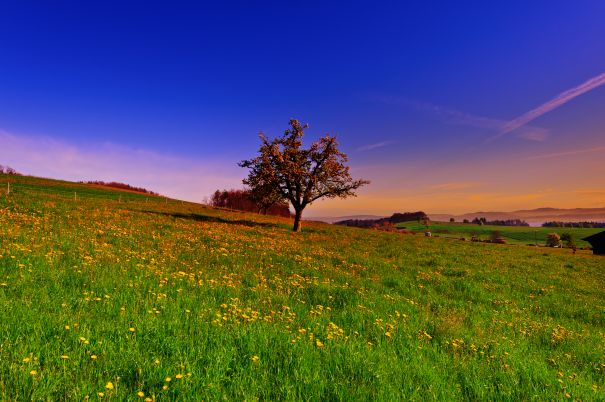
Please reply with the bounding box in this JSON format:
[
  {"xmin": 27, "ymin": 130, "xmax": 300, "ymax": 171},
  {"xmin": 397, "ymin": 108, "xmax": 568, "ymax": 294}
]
[{"xmin": 239, "ymin": 119, "xmax": 369, "ymax": 231}]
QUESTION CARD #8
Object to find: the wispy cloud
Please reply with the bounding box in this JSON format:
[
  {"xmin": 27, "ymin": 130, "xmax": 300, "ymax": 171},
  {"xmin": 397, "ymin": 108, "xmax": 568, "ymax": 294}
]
[
  {"xmin": 490, "ymin": 71, "xmax": 605, "ymax": 141},
  {"xmin": 357, "ymin": 141, "xmax": 395, "ymax": 151},
  {"xmin": 0, "ymin": 130, "xmax": 243, "ymax": 202},
  {"xmin": 525, "ymin": 146, "xmax": 605, "ymax": 161},
  {"xmin": 400, "ymin": 98, "xmax": 549, "ymax": 142}
]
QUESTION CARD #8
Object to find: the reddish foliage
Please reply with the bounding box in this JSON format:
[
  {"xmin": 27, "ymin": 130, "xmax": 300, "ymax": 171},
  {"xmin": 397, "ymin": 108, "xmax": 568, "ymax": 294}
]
[{"xmin": 210, "ymin": 189, "xmax": 291, "ymax": 217}]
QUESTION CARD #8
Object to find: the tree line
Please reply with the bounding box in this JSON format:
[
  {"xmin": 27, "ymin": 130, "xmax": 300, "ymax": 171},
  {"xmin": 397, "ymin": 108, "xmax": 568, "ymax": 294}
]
[
  {"xmin": 335, "ymin": 211, "xmax": 428, "ymax": 228},
  {"xmin": 209, "ymin": 189, "xmax": 291, "ymax": 217},
  {"xmin": 542, "ymin": 221, "xmax": 605, "ymax": 228},
  {"xmin": 470, "ymin": 217, "xmax": 529, "ymax": 226},
  {"xmin": 0, "ymin": 165, "xmax": 21, "ymax": 175},
  {"xmin": 81, "ymin": 181, "xmax": 159, "ymax": 195}
]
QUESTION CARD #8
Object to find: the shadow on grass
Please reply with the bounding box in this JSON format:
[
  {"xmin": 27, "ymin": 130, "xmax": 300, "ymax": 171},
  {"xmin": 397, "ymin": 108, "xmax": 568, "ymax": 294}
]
[{"xmin": 142, "ymin": 210, "xmax": 285, "ymax": 229}]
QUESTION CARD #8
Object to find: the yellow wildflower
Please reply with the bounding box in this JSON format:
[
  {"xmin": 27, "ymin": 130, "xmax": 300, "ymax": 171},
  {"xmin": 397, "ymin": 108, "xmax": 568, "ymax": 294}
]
[{"xmin": 105, "ymin": 382, "xmax": 114, "ymax": 390}]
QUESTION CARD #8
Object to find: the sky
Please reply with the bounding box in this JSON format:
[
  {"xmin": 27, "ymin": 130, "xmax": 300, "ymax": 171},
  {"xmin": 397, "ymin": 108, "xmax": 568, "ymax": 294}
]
[{"xmin": 1, "ymin": 1, "xmax": 604, "ymax": 216}]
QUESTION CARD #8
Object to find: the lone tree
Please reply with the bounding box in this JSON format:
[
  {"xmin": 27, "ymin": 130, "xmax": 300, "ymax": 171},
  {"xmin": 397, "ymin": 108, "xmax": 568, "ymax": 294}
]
[{"xmin": 239, "ymin": 119, "xmax": 369, "ymax": 232}]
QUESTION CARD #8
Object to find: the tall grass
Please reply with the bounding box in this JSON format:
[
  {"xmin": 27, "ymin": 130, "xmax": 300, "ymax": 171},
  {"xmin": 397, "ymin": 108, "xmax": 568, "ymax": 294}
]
[{"xmin": 0, "ymin": 175, "xmax": 604, "ymax": 400}]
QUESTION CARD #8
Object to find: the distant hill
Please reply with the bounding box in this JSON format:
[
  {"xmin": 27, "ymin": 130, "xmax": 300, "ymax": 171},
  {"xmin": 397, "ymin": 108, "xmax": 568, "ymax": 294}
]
[{"xmin": 430, "ymin": 207, "xmax": 605, "ymax": 226}]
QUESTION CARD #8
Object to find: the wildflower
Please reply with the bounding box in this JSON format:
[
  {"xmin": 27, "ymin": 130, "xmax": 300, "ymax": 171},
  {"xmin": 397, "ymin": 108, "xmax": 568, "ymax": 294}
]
[
  {"xmin": 64, "ymin": 325, "xmax": 70, "ymax": 330},
  {"xmin": 91, "ymin": 355, "xmax": 98, "ymax": 360},
  {"xmin": 129, "ymin": 327, "xmax": 135, "ymax": 332},
  {"xmin": 175, "ymin": 373, "xmax": 184, "ymax": 379},
  {"xmin": 98, "ymin": 392, "xmax": 104, "ymax": 397},
  {"xmin": 23, "ymin": 357, "xmax": 31, "ymax": 363},
  {"xmin": 105, "ymin": 382, "xmax": 114, "ymax": 390},
  {"xmin": 137, "ymin": 391, "xmax": 145, "ymax": 397},
  {"xmin": 251, "ymin": 355, "xmax": 260, "ymax": 364},
  {"xmin": 385, "ymin": 332, "xmax": 392, "ymax": 338},
  {"xmin": 145, "ymin": 398, "xmax": 152, "ymax": 402},
  {"xmin": 165, "ymin": 377, "xmax": 171, "ymax": 382},
  {"xmin": 30, "ymin": 370, "xmax": 37, "ymax": 376},
  {"xmin": 154, "ymin": 358, "xmax": 160, "ymax": 365},
  {"xmin": 162, "ymin": 385, "xmax": 169, "ymax": 390},
  {"xmin": 60, "ymin": 355, "xmax": 69, "ymax": 360},
  {"xmin": 316, "ymin": 339, "xmax": 324, "ymax": 348}
]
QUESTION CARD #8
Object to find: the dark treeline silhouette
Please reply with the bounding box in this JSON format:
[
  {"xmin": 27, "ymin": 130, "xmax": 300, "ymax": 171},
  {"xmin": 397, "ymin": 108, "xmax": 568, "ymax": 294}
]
[
  {"xmin": 0, "ymin": 165, "xmax": 21, "ymax": 175},
  {"xmin": 82, "ymin": 181, "xmax": 159, "ymax": 195},
  {"xmin": 542, "ymin": 221, "xmax": 605, "ymax": 228},
  {"xmin": 471, "ymin": 217, "xmax": 529, "ymax": 226},
  {"xmin": 335, "ymin": 211, "xmax": 428, "ymax": 228},
  {"xmin": 210, "ymin": 189, "xmax": 291, "ymax": 217}
]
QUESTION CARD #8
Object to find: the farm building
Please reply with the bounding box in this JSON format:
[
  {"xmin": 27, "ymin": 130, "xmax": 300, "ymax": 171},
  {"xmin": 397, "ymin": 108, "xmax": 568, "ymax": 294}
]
[{"xmin": 583, "ymin": 231, "xmax": 605, "ymax": 255}]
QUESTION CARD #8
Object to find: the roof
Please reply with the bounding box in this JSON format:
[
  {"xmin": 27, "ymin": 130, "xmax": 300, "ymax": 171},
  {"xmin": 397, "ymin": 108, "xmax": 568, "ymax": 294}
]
[{"xmin": 582, "ymin": 230, "xmax": 605, "ymax": 242}]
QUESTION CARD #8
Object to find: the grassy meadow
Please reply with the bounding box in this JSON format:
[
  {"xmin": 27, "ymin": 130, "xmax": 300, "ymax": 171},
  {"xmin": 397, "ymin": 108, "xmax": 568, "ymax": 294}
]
[
  {"xmin": 396, "ymin": 221, "xmax": 601, "ymax": 248},
  {"xmin": 1, "ymin": 174, "xmax": 604, "ymax": 400}
]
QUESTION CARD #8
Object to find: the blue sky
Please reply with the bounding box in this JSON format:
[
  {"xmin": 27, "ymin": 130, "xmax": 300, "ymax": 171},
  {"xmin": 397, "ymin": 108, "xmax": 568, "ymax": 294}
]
[{"xmin": 1, "ymin": 1, "xmax": 604, "ymax": 215}]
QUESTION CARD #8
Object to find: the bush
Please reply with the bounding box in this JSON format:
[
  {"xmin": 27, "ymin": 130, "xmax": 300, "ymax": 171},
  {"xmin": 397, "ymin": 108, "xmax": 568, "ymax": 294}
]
[{"xmin": 546, "ymin": 233, "xmax": 561, "ymax": 247}]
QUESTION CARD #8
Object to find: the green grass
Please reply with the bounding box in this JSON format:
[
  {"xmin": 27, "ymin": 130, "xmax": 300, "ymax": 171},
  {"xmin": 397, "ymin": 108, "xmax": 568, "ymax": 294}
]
[
  {"xmin": 396, "ymin": 220, "xmax": 601, "ymax": 247},
  {"xmin": 1, "ymin": 174, "xmax": 604, "ymax": 400}
]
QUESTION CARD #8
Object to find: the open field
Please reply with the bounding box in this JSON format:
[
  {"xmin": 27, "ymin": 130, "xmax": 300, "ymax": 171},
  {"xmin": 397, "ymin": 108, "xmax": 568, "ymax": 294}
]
[
  {"xmin": 396, "ymin": 221, "xmax": 601, "ymax": 248},
  {"xmin": 1, "ymin": 174, "xmax": 604, "ymax": 400}
]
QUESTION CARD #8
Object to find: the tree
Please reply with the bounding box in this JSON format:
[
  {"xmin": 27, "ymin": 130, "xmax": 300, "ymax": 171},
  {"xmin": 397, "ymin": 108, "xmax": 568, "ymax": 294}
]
[
  {"xmin": 560, "ymin": 232, "xmax": 577, "ymax": 252},
  {"xmin": 546, "ymin": 233, "xmax": 561, "ymax": 247},
  {"xmin": 239, "ymin": 119, "xmax": 369, "ymax": 232},
  {"xmin": 449, "ymin": 218, "xmax": 455, "ymax": 223}
]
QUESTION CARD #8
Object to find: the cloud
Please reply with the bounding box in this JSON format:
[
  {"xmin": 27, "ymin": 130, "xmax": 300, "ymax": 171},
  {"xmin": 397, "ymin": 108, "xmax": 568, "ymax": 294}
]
[
  {"xmin": 402, "ymin": 98, "xmax": 549, "ymax": 142},
  {"xmin": 356, "ymin": 141, "xmax": 395, "ymax": 151},
  {"xmin": 0, "ymin": 129, "xmax": 243, "ymax": 202},
  {"xmin": 491, "ymin": 71, "xmax": 605, "ymax": 141},
  {"xmin": 525, "ymin": 146, "xmax": 605, "ymax": 161}
]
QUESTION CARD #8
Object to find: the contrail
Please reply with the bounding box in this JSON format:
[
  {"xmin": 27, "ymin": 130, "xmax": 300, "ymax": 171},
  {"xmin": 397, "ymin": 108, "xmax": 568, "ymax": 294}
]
[
  {"xmin": 490, "ymin": 71, "xmax": 605, "ymax": 141},
  {"xmin": 526, "ymin": 146, "xmax": 605, "ymax": 161}
]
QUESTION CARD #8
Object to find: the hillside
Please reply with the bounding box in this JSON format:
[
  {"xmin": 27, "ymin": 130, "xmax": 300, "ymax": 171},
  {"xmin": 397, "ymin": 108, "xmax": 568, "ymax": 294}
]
[{"xmin": 1, "ymin": 174, "xmax": 604, "ymax": 400}]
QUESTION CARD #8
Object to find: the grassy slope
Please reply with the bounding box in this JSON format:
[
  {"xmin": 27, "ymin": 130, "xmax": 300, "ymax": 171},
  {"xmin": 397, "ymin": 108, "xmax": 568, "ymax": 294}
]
[
  {"xmin": 1, "ymin": 174, "xmax": 604, "ymax": 400},
  {"xmin": 396, "ymin": 221, "xmax": 601, "ymax": 247}
]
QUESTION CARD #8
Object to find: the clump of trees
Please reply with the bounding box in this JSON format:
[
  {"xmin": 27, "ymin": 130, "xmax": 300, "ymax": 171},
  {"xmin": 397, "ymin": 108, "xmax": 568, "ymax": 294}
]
[
  {"xmin": 210, "ymin": 189, "xmax": 291, "ymax": 217},
  {"xmin": 82, "ymin": 181, "xmax": 159, "ymax": 195},
  {"xmin": 240, "ymin": 119, "xmax": 369, "ymax": 231},
  {"xmin": 336, "ymin": 211, "xmax": 428, "ymax": 228},
  {"xmin": 560, "ymin": 232, "xmax": 577, "ymax": 251},
  {"xmin": 0, "ymin": 165, "xmax": 21, "ymax": 175},
  {"xmin": 471, "ymin": 217, "xmax": 529, "ymax": 226},
  {"xmin": 543, "ymin": 221, "xmax": 605, "ymax": 228}
]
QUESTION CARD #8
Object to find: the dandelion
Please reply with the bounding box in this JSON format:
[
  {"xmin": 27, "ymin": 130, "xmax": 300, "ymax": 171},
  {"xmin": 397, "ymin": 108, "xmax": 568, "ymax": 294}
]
[
  {"xmin": 98, "ymin": 392, "xmax": 104, "ymax": 397},
  {"xmin": 165, "ymin": 377, "xmax": 172, "ymax": 382},
  {"xmin": 60, "ymin": 355, "xmax": 69, "ymax": 360},
  {"xmin": 129, "ymin": 327, "xmax": 135, "ymax": 332},
  {"xmin": 137, "ymin": 391, "xmax": 145, "ymax": 397},
  {"xmin": 29, "ymin": 370, "xmax": 37, "ymax": 376},
  {"xmin": 154, "ymin": 358, "xmax": 160, "ymax": 365},
  {"xmin": 162, "ymin": 385, "xmax": 169, "ymax": 390},
  {"xmin": 175, "ymin": 373, "xmax": 184, "ymax": 379},
  {"xmin": 91, "ymin": 355, "xmax": 98, "ymax": 360},
  {"xmin": 22, "ymin": 357, "xmax": 31, "ymax": 363},
  {"xmin": 145, "ymin": 398, "xmax": 152, "ymax": 402},
  {"xmin": 64, "ymin": 325, "xmax": 70, "ymax": 330},
  {"xmin": 251, "ymin": 355, "xmax": 260, "ymax": 364},
  {"xmin": 315, "ymin": 339, "xmax": 324, "ymax": 348},
  {"xmin": 105, "ymin": 382, "xmax": 114, "ymax": 390}
]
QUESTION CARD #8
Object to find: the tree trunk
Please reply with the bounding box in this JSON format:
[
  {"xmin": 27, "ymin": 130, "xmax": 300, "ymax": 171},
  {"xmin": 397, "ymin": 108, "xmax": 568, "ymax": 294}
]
[{"xmin": 292, "ymin": 209, "xmax": 303, "ymax": 232}]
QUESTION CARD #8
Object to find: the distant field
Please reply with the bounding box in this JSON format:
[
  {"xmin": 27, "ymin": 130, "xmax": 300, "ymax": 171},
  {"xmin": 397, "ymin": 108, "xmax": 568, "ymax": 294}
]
[
  {"xmin": 396, "ymin": 220, "xmax": 601, "ymax": 248},
  {"xmin": 1, "ymin": 174, "xmax": 604, "ymax": 400}
]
